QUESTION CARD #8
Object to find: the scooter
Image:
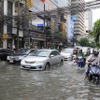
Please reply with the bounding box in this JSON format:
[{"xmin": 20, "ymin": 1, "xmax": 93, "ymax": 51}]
[
  {"xmin": 88, "ymin": 65, "xmax": 100, "ymax": 85},
  {"xmin": 76, "ymin": 56, "xmax": 84, "ymax": 68}
]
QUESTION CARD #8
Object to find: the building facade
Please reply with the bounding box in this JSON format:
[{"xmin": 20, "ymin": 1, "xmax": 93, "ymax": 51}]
[
  {"xmin": 85, "ymin": 9, "xmax": 93, "ymax": 33},
  {"xmin": 85, "ymin": 9, "xmax": 93, "ymax": 42},
  {"xmin": 30, "ymin": 0, "xmax": 71, "ymax": 48},
  {"xmin": 0, "ymin": 0, "xmax": 24, "ymax": 49},
  {"xmin": 71, "ymin": 0, "xmax": 85, "ymax": 42},
  {"xmin": 0, "ymin": 0, "xmax": 71, "ymax": 49}
]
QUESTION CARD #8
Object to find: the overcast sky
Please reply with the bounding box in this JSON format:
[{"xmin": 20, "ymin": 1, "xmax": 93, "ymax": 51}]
[
  {"xmin": 85, "ymin": 0, "xmax": 100, "ymax": 24},
  {"xmin": 85, "ymin": 0, "xmax": 94, "ymax": 2}
]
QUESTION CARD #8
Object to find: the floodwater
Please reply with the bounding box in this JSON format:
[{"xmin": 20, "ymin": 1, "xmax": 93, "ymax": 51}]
[{"xmin": 0, "ymin": 61, "xmax": 100, "ymax": 100}]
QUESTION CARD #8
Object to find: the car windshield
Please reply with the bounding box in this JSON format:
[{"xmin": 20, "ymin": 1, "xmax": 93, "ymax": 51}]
[
  {"xmin": 62, "ymin": 48, "xmax": 74, "ymax": 53},
  {"xmin": 29, "ymin": 50, "xmax": 50, "ymax": 57},
  {"xmin": 15, "ymin": 49, "xmax": 29, "ymax": 55}
]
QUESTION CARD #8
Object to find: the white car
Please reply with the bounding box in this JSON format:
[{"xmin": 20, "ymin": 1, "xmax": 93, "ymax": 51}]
[
  {"xmin": 20, "ymin": 49, "xmax": 64, "ymax": 70},
  {"xmin": 60, "ymin": 48, "xmax": 74, "ymax": 61}
]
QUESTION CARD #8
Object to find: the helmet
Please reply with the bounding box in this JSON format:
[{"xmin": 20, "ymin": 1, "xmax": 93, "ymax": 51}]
[{"xmin": 93, "ymin": 48, "xmax": 99, "ymax": 56}]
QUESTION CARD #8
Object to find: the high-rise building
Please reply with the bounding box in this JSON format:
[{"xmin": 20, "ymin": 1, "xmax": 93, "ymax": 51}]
[
  {"xmin": 71, "ymin": 0, "xmax": 85, "ymax": 41},
  {"xmin": 85, "ymin": 9, "xmax": 93, "ymax": 42},
  {"xmin": 85, "ymin": 9, "xmax": 93, "ymax": 33}
]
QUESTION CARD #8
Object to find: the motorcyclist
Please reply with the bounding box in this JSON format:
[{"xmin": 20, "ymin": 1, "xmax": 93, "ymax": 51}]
[
  {"xmin": 76, "ymin": 49, "xmax": 84, "ymax": 57},
  {"xmin": 84, "ymin": 49, "xmax": 100, "ymax": 80},
  {"xmin": 76, "ymin": 49, "xmax": 85, "ymax": 67},
  {"xmin": 85, "ymin": 48, "xmax": 91, "ymax": 57},
  {"xmin": 72, "ymin": 49, "xmax": 78, "ymax": 60}
]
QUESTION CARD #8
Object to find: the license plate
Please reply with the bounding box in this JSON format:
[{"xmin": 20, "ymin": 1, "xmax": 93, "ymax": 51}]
[{"xmin": 25, "ymin": 65, "xmax": 30, "ymax": 68}]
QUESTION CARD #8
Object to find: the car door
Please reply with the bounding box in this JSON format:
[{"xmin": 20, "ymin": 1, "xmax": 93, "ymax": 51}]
[
  {"xmin": 49, "ymin": 51, "xmax": 58, "ymax": 65},
  {"xmin": 55, "ymin": 51, "xmax": 62, "ymax": 64}
]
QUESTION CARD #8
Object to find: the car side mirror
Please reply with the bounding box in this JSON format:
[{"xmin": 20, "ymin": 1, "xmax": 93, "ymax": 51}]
[{"xmin": 50, "ymin": 55, "xmax": 54, "ymax": 58}]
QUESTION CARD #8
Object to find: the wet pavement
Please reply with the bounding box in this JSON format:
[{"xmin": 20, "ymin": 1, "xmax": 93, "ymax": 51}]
[{"xmin": 0, "ymin": 61, "xmax": 100, "ymax": 100}]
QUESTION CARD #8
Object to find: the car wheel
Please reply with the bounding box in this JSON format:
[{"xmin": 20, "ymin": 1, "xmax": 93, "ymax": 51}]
[
  {"xmin": 45, "ymin": 63, "xmax": 50, "ymax": 70},
  {"xmin": 60, "ymin": 60, "xmax": 63, "ymax": 66}
]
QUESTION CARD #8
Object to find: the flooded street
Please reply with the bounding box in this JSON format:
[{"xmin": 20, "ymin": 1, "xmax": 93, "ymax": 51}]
[{"xmin": 0, "ymin": 61, "xmax": 100, "ymax": 100}]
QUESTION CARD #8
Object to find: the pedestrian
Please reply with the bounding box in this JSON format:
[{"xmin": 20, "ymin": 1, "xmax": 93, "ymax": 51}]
[
  {"xmin": 33, "ymin": 45, "xmax": 38, "ymax": 49},
  {"xmin": 12, "ymin": 44, "xmax": 15, "ymax": 50}
]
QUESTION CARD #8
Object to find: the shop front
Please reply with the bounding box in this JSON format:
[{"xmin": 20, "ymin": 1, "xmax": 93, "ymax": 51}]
[{"xmin": 30, "ymin": 32, "xmax": 46, "ymax": 49}]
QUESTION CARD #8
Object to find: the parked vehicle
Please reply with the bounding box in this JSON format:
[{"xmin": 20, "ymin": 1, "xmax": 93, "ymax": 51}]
[
  {"xmin": 7, "ymin": 48, "xmax": 36, "ymax": 64},
  {"xmin": 0, "ymin": 48, "xmax": 14, "ymax": 61},
  {"xmin": 88, "ymin": 65, "xmax": 100, "ymax": 85},
  {"xmin": 20, "ymin": 49, "xmax": 64, "ymax": 70},
  {"xmin": 60, "ymin": 48, "xmax": 74, "ymax": 61}
]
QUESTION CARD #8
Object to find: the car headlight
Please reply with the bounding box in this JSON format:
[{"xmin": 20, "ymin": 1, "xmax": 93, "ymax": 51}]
[
  {"xmin": 16, "ymin": 57, "xmax": 23, "ymax": 60},
  {"xmin": 7, "ymin": 56, "xmax": 9, "ymax": 60},
  {"xmin": 21, "ymin": 60, "xmax": 25, "ymax": 64}
]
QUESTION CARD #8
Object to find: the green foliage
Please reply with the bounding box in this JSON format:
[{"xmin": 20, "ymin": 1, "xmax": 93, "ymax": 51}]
[
  {"xmin": 58, "ymin": 32, "xmax": 62, "ymax": 37},
  {"xmin": 79, "ymin": 38, "xmax": 96, "ymax": 48},
  {"xmin": 79, "ymin": 38, "xmax": 89, "ymax": 46},
  {"xmin": 88, "ymin": 41, "xmax": 96, "ymax": 48},
  {"xmin": 93, "ymin": 19, "xmax": 100, "ymax": 47},
  {"xmin": 89, "ymin": 31, "xmax": 94, "ymax": 36}
]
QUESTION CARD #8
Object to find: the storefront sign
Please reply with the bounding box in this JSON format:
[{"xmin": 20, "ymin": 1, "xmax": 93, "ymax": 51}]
[
  {"xmin": 32, "ymin": 37, "xmax": 46, "ymax": 41},
  {"xmin": 12, "ymin": 28, "xmax": 17, "ymax": 34},
  {"xmin": 30, "ymin": 33, "xmax": 38, "ymax": 37},
  {"xmin": 7, "ymin": 35, "xmax": 12, "ymax": 39},
  {"xmin": 2, "ymin": 34, "xmax": 8, "ymax": 39},
  {"xmin": 26, "ymin": 0, "xmax": 32, "ymax": 8}
]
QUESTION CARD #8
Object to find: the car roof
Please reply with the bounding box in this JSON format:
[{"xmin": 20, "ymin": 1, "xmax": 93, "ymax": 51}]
[
  {"xmin": 63, "ymin": 48, "xmax": 74, "ymax": 50},
  {"xmin": 63, "ymin": 47, "xmax": 74, "ymax": 49},
  {"xmin": 37, "ymin": 49, "xmax": 58, "ymax": 52}
]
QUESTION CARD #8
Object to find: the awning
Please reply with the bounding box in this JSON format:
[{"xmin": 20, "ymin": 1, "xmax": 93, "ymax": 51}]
[{"xmin": 32, "ymin": 37, "xmax": 46, "ymax": 41}]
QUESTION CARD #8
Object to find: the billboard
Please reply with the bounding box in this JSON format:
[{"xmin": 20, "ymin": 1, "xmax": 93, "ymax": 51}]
[{"xmin": 70, "ymin": 16, "xmax": 76, "ymax": 45}]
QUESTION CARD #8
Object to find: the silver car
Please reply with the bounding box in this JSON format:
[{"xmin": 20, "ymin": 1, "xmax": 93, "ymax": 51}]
[
  {"xmin": 60, "ymin": 48, "xmax": 74, "ymax": 61},
  {"xmin": 20, "ymin": 49, "xmax": 64, "ymax": 70},
  {"xmin": 7, "ymin": 49, "xmax": 36, "ymax": 64}
]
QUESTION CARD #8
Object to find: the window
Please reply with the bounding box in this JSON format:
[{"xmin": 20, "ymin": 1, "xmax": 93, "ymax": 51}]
[
  {"xmin": 8, "ymin": 1, "xmax": 12, "ymax": 15},
  {"xmin": 50, "ymin": 51, "xmax": 60, "ymax": 56},
  {"xmin": 7, "ymin": 1, "xmax": 12, "ymax": 34}
]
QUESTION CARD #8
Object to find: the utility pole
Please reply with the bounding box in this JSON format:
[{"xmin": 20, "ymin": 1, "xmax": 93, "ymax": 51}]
[
  {"xmin": 16, "ymin": 0, "xmax": 20, "ymax": 50},
  {"xmin": 43, "ymin": 2, "xmax": 47, "ymax": 48}
]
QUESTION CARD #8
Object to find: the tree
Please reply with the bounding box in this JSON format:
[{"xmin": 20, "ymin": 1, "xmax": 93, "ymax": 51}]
[
  {"xmin": 79, "ymin": 38, "xmax": 96, "ymax": 47},
  {"xmin": 93, "ymin": 19, "xmax": 100, "ymax": 47},
  {"xmin": 79, "ymin": 38, "xmax": 89, "ymax": 46}
]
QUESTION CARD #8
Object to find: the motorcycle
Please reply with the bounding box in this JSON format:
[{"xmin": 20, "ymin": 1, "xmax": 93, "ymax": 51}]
[
  {"xmin": 88, "ymin": 65, "xmax": 100, "ymax": 84},
  {"xmin": 76, "ymin": 56, "xmax": 85, "ymax": 68}
]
